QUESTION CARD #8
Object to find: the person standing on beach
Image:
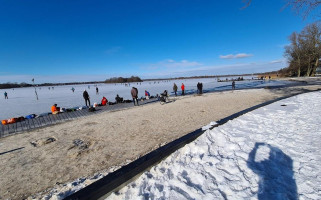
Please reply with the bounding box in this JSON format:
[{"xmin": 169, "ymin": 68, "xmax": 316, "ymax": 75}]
[
  {"xmin": 4, "ymin": 91, "xmax": 8, "ymax": 99},
  {"xmin": 173, "ymin": 83, "xmax": 178, "ymax": 96},
  {"xmin": 181, "ymin": 83, "xmax": 185, "ymax": 96},
  {"xmin": 83, "ymin": 89, "xmax": 91, "ymax": 107},
  {"xmin": 232, "ymin": 81, "xmax": 235, "ymax": 90},
  {"xmin": 197, "ymin": 82, "xmax": 201, "ymax": 94},
  {"xmin": 131, "ymin": 87, "xmax": 139, "ymax": 106},
  {"xmin": 96, "ymin": 87, "xmax": 99, "ymax": 95}
]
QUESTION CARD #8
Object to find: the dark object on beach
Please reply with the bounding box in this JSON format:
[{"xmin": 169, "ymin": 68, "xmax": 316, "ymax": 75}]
[
  {"xmin": 88, "ymin": 107, "xmax": 96, "ymax": 112},
  {"xmin": 73, "ymin": 139, "xmax": 89, "ymax": 150},
  {"xmin": 281, "ymin": 104, "xmax": 287, "ymax": 106},
  {"xmin": 109, "ymin": 102, "xmax": 117, "ymax": 105},
  {"xmin": 115, "ymin": 94, "xmax": 123, "ymax": 103},
  {"xmin": 16, "ymin": 116, "xmax": 25, "ymax": 122},
  {"xmin": 123, "ymin": 99, "xmax": 132, "ymax": 103},
  {"xmin": 159, "ymin": 90, "xmax": 169, "ymax": 104},
  {"xmin": 30, "ymin": 137, "xmax": 56, "ymax": 147}
]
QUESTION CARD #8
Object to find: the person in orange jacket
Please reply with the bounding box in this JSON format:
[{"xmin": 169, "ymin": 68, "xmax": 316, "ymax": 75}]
[
  {"xmin": 101, "ymin": 96, "xmax": 108, "ymax": 106},
  {"xmin": 51, "ymin": 104, "xmax": 60, "ymax": 114},
  {"xmin": 181, "ymin": 83, "xmax": 185, "ymax": 96}
]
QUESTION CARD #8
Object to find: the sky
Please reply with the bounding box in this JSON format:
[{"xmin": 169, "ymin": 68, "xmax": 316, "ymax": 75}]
[{"xmin": 0, "ymin": 0, "xmax": 318, "ymax": 83}]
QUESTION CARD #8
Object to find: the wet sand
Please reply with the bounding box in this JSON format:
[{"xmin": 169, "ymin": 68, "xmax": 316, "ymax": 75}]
[{"xmin": 0, "ymin": 84, "xmax": 320, "ymax": 199}]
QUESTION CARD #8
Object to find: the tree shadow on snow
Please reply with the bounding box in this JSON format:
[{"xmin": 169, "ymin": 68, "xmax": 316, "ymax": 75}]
[{"xmin": 247, "ymin": 142, "xmax": 298, "ymax": 200}]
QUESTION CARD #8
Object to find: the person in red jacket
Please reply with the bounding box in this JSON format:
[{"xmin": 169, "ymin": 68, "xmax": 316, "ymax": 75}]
[
  {"xmin": 181, "ymin": 83, "xmax": 185, "ymax": 96},
  {"xmin": 101, "ymin": 96, "xmax": 108, "ymax": 106}
]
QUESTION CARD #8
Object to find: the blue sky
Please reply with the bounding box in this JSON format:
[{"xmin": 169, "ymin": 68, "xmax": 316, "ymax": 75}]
[{"xmin": 0, "ymin": 0, "xmax": 317, "ymax": 83}]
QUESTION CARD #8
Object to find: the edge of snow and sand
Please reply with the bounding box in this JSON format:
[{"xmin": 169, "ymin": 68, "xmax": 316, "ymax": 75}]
[
  {"xmin": 105, "ymin": 90, "xmax": 321, "ymax": 200},
  {"xmin": 0, "ymin": 83, "xmax": 320, "ymax": 200}
]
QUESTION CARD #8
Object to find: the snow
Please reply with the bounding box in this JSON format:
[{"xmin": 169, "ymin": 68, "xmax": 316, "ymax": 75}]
[
  {"xmin": 104, "ymin": 91, "xmax": 321, "ymax": 200},
  {"xmin": 0, "ymin": 77, "xmax": 294, "ymax": 120}
]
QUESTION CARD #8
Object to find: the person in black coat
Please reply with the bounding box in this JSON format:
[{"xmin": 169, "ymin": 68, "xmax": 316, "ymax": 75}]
[{"xmin": 83, "ymin": 90, "xmax": 90, "ymax": 107}]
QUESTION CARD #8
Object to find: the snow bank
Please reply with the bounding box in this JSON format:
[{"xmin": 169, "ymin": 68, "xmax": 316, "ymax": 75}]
[{"xmin": 105, "ymin": 91, "xmax": 321, "ymax": 200}]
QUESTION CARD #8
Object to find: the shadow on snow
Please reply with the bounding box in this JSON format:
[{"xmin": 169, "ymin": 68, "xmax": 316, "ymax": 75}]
[{"xmin": 247, "ymin": 142, "xmax": 298, "ymax": 200}]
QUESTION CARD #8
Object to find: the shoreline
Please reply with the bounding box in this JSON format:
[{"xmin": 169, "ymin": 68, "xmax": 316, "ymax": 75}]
[
  {"xmin": 0, "ymin": 77, "xmax": 310, "ymax": 121},
  {"xmin": 0, "ymin": 83, "xmax": 321, "ymax": 199}
]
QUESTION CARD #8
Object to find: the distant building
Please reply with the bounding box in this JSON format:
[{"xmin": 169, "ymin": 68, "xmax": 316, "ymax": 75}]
[{"xmin": 316, "ymin": 66, "xmax": 321, "ymax": 76}]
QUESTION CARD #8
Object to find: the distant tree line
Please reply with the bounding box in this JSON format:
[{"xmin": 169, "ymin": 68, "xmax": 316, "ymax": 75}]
[
  {"xmin": 282, "ymin": 22, "xmax": 321, "ymax": 77},
  {"xmin": 0, "ymin": 82, "xmax": 32, "ymax": 89},
  {"xmin": 105, "ymin": 76, "xmax": 142, "ymax": 83},
  {"xmin": 0, "ymin": 81, "xmax": 105, "ymax": 89},
  {"xmin": 143, "ymin": 74, "xmax": 256, "ymax": 81}
]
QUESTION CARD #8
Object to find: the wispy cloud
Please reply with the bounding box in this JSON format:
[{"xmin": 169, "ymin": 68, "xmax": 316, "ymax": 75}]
[
  {"xmin": 277, "ymin": 43, "xmax": 290, "ymax": 48},
  {"xmin": 219, "ymin": 53, "xmax": 253, "ymax": 59},
  {"xmin": 142, "ymin": 59, "xmax": 202, "ymax": 70},
  {"xmin": 141, "ymin": 59, "xmax": 286, "ymax": 78},
  {"xmin": 270, "ymin": 59, "xmax": 286, "ymax": 64},
  {"xmin": 105, "ymin": 46, "xmax": 122, "ymax": 55}
]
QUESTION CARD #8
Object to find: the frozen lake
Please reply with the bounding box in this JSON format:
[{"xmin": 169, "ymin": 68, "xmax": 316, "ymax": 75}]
[{"xmin": 0, "ymin": 77, "xmax": 296, "ymax": 120}]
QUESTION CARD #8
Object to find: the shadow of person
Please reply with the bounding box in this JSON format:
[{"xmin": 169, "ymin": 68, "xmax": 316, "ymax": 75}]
[{"xmin": 247, "ymin": 142, "xmax": 298, "ymax": 200}]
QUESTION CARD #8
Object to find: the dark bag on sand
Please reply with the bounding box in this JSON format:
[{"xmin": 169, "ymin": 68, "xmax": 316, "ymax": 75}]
[
  {"xmin": 88, "ymin": 107, "xmax": 96, "ymax": 112},
  {"xmin": 16, "ymin": 116, "xmax": 25, "ymax": 122}
]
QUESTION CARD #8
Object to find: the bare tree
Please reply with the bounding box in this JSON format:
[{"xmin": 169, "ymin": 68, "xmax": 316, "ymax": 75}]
[
  {"xmin": 285, "ymin": 32, "xmax": 304, "ymax": 76},
  {"xmin": 300, "ymin": 23, "xmax": 321, "ymax": 75},
  {"xmin": 285, "ymin": 22, "xmax": 321, "ymax": 76},
  {"xmin": 242, "ymin": 0, "xmax": 321, "ymax": 18},
  {"xmin": 286, "ymin": 0, "xmax": 321, "ymax": 18}
]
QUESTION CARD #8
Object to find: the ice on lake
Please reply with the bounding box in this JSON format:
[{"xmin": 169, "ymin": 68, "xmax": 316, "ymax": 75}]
[{"xmin": 0, "ymin": 77, "xmax": 295, "ymax": 120}]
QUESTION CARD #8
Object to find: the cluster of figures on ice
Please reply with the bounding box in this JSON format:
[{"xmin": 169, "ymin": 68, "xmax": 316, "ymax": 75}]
[
  {"xmin": 1, "ymin": 81, "xmax": 238, "ymax": 125},
  {"xmin": 50, "ymin": 82, "xmax": 197, "ymax": 115}
]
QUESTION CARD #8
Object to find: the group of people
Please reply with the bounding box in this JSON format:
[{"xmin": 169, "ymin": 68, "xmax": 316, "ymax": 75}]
[
  {"xmin": 172, "ymin": 83, "xmax": 185, "ymax": 96},
  {"xmin": 51, "ymin": 80, "xmax": 237, "ymax": 115},
  {"xmin": 197, "ymin": 82, "xmax": 203, "ymax": 94}
]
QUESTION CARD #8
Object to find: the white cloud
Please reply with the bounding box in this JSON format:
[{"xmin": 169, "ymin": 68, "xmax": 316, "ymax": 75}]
[
  {"xmin": 219, "ymin": 54, "xmax": 234, "ymax": 59},
  {"xmin": 143, "ymin": 59, "xmax": 202, "ymax": 70},
  {"xmin": 269, "ymin": 59, "xmax": 286, "ymax": 64},
  {"xmin": 220, "ymin": 53, "xmax": 253, "ymax": 59}
]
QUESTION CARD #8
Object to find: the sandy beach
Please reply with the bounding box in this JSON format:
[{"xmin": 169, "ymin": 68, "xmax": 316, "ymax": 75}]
[{"xmin": 0, "ymin": 84, "xmax": 321, "ymax": 199}]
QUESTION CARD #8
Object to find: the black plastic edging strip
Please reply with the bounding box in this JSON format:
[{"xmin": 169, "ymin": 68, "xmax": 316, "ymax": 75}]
[
  {"xmin": 64, "ymin": 128, "xmax": 205, "ymax": 200},
  {"xmin": 64, "ymin": 90, "xmax": 319, "ymax": 200}
]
